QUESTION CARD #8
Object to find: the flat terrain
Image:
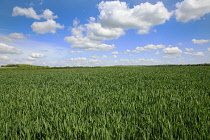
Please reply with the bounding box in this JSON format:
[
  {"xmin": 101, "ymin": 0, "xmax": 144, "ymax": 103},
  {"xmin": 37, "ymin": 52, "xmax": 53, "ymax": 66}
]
[{"xmin": 0, "ymin": 66, "xmax": 209, "ymax": 139}]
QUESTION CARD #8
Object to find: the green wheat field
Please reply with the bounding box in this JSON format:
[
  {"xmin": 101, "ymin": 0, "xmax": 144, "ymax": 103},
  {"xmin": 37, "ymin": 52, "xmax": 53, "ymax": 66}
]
[{"xmin": 0, "ymin": 66, "xmax": 209, "ymax": 139}]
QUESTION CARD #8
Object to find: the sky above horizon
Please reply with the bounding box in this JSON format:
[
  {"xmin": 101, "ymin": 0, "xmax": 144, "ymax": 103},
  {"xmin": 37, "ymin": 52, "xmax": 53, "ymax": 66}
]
[{"xmin": 0, "ymin": 0, "xmax": 210, "ymax": 67}]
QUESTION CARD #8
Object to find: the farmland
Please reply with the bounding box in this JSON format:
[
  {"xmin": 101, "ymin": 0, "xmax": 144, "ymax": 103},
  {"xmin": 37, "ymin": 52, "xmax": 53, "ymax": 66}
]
[{"xmin": 0, "ymin": 66, "xmax": 209, "ymax": 139}]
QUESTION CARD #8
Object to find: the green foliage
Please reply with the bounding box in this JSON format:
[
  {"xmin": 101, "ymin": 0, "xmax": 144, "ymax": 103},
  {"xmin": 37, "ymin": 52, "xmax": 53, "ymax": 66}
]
[
  {"xmin": 0, "ymin": 64, "xmax": 49, "ymax": 70},
  {"xmin": 0, "ymin": 66, "xmax": 209, "ymax": 139}
]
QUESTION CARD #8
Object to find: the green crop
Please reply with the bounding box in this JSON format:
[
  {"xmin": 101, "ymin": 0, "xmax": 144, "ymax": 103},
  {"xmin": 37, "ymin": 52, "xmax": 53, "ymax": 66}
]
[{"xmin": 0, "ymin": 66, "xmax": 209, "ymax": 139}]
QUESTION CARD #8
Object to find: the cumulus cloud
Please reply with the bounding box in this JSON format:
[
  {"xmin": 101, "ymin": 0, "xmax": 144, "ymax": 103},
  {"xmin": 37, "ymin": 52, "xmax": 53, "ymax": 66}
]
[
  {"xmin": 111, "ymin": 50, "xmax": 131, "ymax": 54},
  {"xmin": 65, "ymin": 34, "xmax": 115, "ymax": 51},
  {"xmin": 0, "ymin": 36, "xmax": 14, "ymax": 42},
  {"xmin": 139, "ymin": 58, "xmax": 157, "ymax": 62},
  {"xmin": 64, "ymin": 19, "xmax": 118, "ymax": 51},
  {"xmin": 163, "ymin": 47, "xmax": 182, "ymax": 58},
  {"xmin": 12, "ymin": 7, "xmax": 58, "ymax": 20},
  {"xmin": 91, "ymin": 55, "xmax": 117, "ymax": 59},
  {"xmin": 0, "ymin": 33, "xmax": 26, "ymax": 43},
  {"xmin": 73, "ymin": 18, "xmax": 80, "ymax": 27},
  {"xmin": 12, "ymin": 6, "xmax": 40, "ymax": 19},
  {"xmin": 193, "ymin": 52, "xmax": 204, "ymax": 56},
  {"xmin": 98, "ymin": 1, "xmax": 171, "ymax": 34},
  {"xmin": 13, "ymin": 7, "xmax": 62, "ymax": 34},
  {"xmin": 184, "ymin": 51, "xmax": 204, "ymax": 56},
  {"xmin": 122, "ymin": 50, "xmax": 131, "ymax": 54},
  {"xmin": 67, "ymin": 57, "xmax": 102, "ymax": 66},
  {"xmin": 86, "ymin": 21, "xmax": 125, "ymax": 41},
  {"xmin": 30, "ymin": 53, "xmax": 44, "ymax": 58},
  {"xmin": 184, "ymin": 52, "xmax": 192, "ymax": 55},
  {"xmin": 175, "ymin": 0, "xmax": 210, "ymax": 22},
  {"xmin": 208, "ymin": 48, "xmax": 210, "ymax": 51},
  {"xmin": 92, "ymin": 55, "xmax": 108, "ymax": 59},
  {"xmin": 69, "ymin": 57, "xmax": 87, "ymax": 61},
  {"xmin": 40, "ymin": 9, "xmax": 58, "ymax": 20},
  {"xmin": 111, "ymin": 51, "xmax": 119, "ymax": 54},
  {"xmin": 185, "ymin": 48, "xmax": 194, "ymax": 51},
  {"xmin": 9, "ymin": 33, "xmax": 26, "ymax": 39},
  {"xmin": 119, "ymin": 59, "xmax": 138, "ymax": 64},
  {"xmin": 119, "ymin": 58, "xmax": 162, "ymax": 65},
  {"xmin": 69, "ymin": 51, "xmax": 83, "ymax": 54},
  {"xmin": 49, "ymin": 57, "xmax": 164, "ymax": 67},
  {"xmin": 65, "ymin": 1, "xmax": 172, "ymax": 51},
  {"xmin": 192, "ymin": 39, "xmax": 210, "ymax": 44},
  {"xmin": 133, "ymin": 44, "xmax": 165, "ymax": 53},
  {"xmin": 31, "ymin": 19, "xmax": 64, "ymax": 34},
  {"xmin": 0, "ymin": 43, "xmax": 22, "ymax": 54},
  {"xmin": 27, "ymin": 57, "xmax": 36, "ymax": 61}
]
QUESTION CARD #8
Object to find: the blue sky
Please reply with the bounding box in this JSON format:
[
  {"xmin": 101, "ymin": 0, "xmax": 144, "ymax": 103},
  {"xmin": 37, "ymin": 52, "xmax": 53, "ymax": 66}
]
[{"xmin": 0, "ymin": 0, "xmax": 210, "ymax": 66}]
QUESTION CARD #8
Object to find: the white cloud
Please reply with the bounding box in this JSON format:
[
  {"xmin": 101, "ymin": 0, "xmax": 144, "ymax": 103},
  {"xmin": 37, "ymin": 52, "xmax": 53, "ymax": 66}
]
[
  {"xmin": 31, "ymin": 19, "xmax": 64, "ymax": 34},
  {"xmin": 0, "ymin": 36, "xmax": 14, "ymax": 42},
  {"xmin": 155, "ymin": 51, "xmax": 160, "ymax": 55},
  {"xmin": 192, "ymin": 39, "xmax": 210, "ymax": 44},
  {"xmin": 175, "ymin": 0, "xmax": 210, "ymax": 22},
  {"xmin": 133, "ymin": 44, "xmax": 165, "ymax": 53},
  {"xmin": 0, "ymin": 33, "xmax": 26, "ymax": 43},
  {"xmin": 163, "ymin": 47, "xmax": 182, "ymax": 58},
  {"xmin": 40, "ymin": 9, "xmax": 58, "ymax": 20},
  {"xmin": 178, "ymin": 43, "xmax": 183, "ymax": 45},
  {"xmin": 163, "ymin": 47, "xmax": 182, "ymax": 54},
  {"xmin": 119, "ymin": 59, "xmax": 139, "ymax": 64},
  {"xmin": 92, "ymin": 55, "xmax": 107, "ymax": 59},
  {"xmin": 98, "ymin": 1, "xmax": 171, "ymax": 34},
  {"xmin": 30, "ymin": 53, "xmax": 44, "ymax": 58},
  {"xmin": 185, "ymin": 48, "xmax": 194, "ymax": 51},
  {"xmin": 12, "ymin": 6, "xmax": 40, "ymax": 19},
  {"xmin": 122, "ymin": 50, "xmax": 131, "ymax": 54},
  {"xmin": 8, "ymin": 33, "xmax": 26, "ymax": 39},
  {"xmin": 139, "ymin": 58, "xmax": 154, "ymax": 61},
  {"xmin": 69, "ymin": 51, "xmax": 83, "ymax": 54},
  {"xmin": 64, "ymin": 35, "xmax": 115, "ymax": 51},
  {"xmin": 0, "ymin": 43, "xmax": 22, "ymax": 54},
  {"xmin": 132, "ymin": 50, "xmax": 140, "ymax": 53},
  {"xmin": 111, "ymin": 51, "xmax": 119, "ymax": 54},
  {"xmin": 73, "ymin": 18, "xmax": 80, "ymax": 27},
  {"xmin": 69, "ymin": 57, "xmax": 87, "ymax": 61},
  {"xmin": 184, "ymin": 52, "xmax": 192, "ymax": 55},
  {"xmin": 27, "ymin": 56, "xmax": 36, "ymax": 61},
  {"xmin": 118, "ymin": 58, "xmax": 162, "ymax": 65},
  {"xmin": 193, "ymin": 52, "xmax": 204, "ymax": 56},
  {"xmin": 65, "ymin": 1, "xmax": 171, "ymax": 51},
  {"xmin": 66, "ymin": 57, "xmax": 102, "ymax": 66},
  {"xmin": 64, "ymin": 20, "xmax": 117, "ymax": 51},
  {"xmin": 0, "ymin": 56, "xmax": 11, "ymax": 65},
  {"xmin": 86, "ymin": 21, "xmax": 125, "ymax": 41},
  {"xmin": 0, "ymin": 56, "xmax": 10, "ymax": 60},
  {"xmin": 91, "ymin": 55, "xmax": 99, "ymax": 59},
  {"xmin": 91, "ymin": 54, "xmax": 117, "ymax": 59},
  {"xmin": 184, "ymin": 51, "xmax": 204, "ymax": 56},
  {"xmin": 208, "ymin": 48, "xmax": 210, "ymax": 51},
  {"xmin": 48, "ymin": 57, "xmax": 164, "ymax": 67},
  {"xmin": 12, "ymin": 7, "xmax": 58, "ymax": 20},
  {"xmin": 111, "ymin": 50, "xmax": 131, "ymax": 54}
]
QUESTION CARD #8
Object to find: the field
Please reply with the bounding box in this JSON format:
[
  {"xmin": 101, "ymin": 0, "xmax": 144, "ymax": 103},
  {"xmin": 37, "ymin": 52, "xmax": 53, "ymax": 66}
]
[{"xmin": 0, "ymin": 66, "xmax": 209, "ymax": 139}]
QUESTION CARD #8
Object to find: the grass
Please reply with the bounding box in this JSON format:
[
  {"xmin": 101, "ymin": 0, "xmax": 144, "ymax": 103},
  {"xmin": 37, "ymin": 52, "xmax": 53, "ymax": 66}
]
[{"xmin": 0, "ymin": 66, "xmax": 209, "ymax": 139}]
